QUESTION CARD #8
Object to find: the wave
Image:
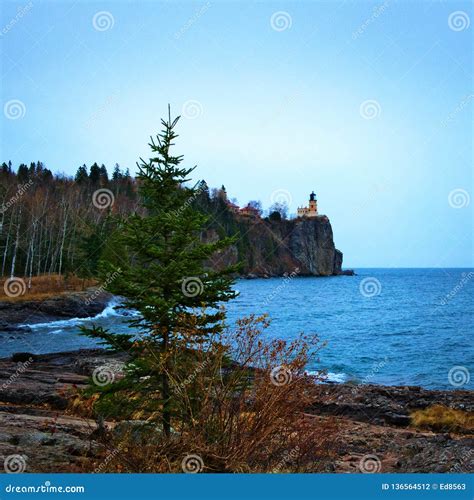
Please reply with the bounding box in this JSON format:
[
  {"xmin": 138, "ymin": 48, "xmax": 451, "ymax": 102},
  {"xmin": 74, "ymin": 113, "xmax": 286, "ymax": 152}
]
[
  {"xmin": 326, "ymin": 372, "xmax": 347, "ymax": 383},
  {"xmin": 306, "ymin": 370, "xmax": 347, "ymax": 383},
  {"xmin": 21, "ymin": 298, "xmax": 127, "ymax": 330}
]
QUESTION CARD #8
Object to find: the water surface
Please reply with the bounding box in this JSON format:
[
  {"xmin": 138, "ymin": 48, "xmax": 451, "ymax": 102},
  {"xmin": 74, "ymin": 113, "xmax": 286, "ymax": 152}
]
[{"xmin": 1, "ymin": 269, "xmax": 472, "ymax": 389}]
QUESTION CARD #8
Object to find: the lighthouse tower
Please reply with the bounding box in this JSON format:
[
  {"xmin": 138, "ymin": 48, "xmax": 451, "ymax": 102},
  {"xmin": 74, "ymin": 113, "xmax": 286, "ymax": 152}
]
[
  {"xmin": 297, "ymin": 191, "xmax": 319, "ymax": 218},
  {"xmin": 308, "ymin": 191, "xmax": 318, "ymax": 215}
]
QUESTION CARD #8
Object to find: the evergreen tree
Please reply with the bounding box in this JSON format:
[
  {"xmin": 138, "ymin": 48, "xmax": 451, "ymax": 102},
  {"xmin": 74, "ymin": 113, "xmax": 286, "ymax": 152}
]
[
  {"xmin": 99, "ymin": 164, "xmax": 109, "ymax": 184},
  {"xmin": 1, "ymin": 162, "xmax": 10, "ymax": 175},
  {"xmin": 75, "ymin": 165, "xmax": 89, "ymax": 184},
  {"xmin": 112, "ymin": 163, "xmax": 123, "ymax": 182},
  {"xmin": 41, "ymin": 168, "xmax": 53, "ymax": 182},
  {"xmin": 122, "ymin": 168, "xmax": 134, "ymax": 197},
  {"xmin": 268, "ymin": 210, "xmax": 282, "ymax": 222},
  {"xmin": 17, "ymin": 164, "xmax": 29, "ymax": 183},
  {"xmin": 89, "ymin": 163, "xmax": 101, "ymax": 184},
  {"xmin": 77, "ymin": 218, "xmax": 115, "ymax": 278},
  {"xmin": 83, "ymin": 108, "xmax": 238, "ymax": 435}
]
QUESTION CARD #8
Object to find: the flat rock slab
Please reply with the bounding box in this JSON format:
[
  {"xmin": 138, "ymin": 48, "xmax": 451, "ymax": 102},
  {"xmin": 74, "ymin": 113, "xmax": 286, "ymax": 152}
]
[
  {"xmin": 0, "ymin": 349, "xmax": 128, "ymax": 409},
  {"xmin": 310, "ymin": 383, "xmax": 473, "ymax": 426}
]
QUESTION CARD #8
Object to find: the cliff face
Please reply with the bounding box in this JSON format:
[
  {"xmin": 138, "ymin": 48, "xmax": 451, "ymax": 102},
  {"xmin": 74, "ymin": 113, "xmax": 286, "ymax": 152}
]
[
  {"xmin": 205, "ymin": 215, "xmax": 343, "ymax": 277},
  {"xmin": 287, "ymin": 218, "xmax": 343, "ymax": 276}
]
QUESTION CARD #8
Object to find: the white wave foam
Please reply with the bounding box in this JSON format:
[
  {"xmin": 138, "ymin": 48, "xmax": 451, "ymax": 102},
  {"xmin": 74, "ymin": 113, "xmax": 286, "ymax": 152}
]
[
  {"xmin": 306, "ymin": 370, "xmax": 347, "ymax": 383},
  {"xmin": 21, "ymin": 298, "xmax": 126, "ymax": 330},
  {"xmin": 326, "ymin": 372, "xmax": 347, "ymax": 383},
  {"xmin": 93, "ymin": 299, "xmax": 123, "ymax": 319}
]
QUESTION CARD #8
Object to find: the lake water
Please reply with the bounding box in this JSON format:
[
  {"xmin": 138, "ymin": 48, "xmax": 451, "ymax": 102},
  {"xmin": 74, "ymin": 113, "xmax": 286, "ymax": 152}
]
[{"xmin": 1, "ymin": 269, "xmax": 472, "ymax": 390}]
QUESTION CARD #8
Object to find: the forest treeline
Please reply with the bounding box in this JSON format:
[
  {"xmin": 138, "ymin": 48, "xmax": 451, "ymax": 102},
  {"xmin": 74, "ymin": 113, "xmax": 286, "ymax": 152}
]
[
  {"xmin": 0, "ymin": 161, "xmax": 137, "ymax": 284},
  {"xmin": 0, "ymin": 161, "xmax": 285, "ymax": 284}
]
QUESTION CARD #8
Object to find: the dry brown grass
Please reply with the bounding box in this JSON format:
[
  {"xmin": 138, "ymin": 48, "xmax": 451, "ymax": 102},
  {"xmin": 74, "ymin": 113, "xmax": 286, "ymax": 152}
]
[
  {"xmin": 0, "ymin": 274, "xmax": 97, "ymax": 302},
  {"xmin": 411, "ymin": 405, "xmax": 474, "ymax": 434}
]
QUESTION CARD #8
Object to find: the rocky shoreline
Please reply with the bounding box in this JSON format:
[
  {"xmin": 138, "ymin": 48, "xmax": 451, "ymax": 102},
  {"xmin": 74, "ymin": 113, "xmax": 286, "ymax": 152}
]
[
  {"xmin": 0, "ymin": 290, "xmax": 112, "ymax": 332},
  {"xmin": 242, "ymin": 269, "xmax": 355, "ymax": 279},
  {"xmin": 0, "ymin": 348, "xmax": 472, "ymax": 473}
]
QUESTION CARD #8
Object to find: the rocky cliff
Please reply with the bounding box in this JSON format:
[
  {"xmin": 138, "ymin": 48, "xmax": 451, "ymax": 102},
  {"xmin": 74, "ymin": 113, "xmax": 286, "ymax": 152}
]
[{"xmin": 205, "ymin": 215, "xmax": 344, "ymax": 277}]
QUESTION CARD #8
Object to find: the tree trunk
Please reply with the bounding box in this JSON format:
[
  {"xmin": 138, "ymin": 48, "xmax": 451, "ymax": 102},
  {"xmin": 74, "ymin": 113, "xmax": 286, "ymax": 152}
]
[
  {"xmin": 10, "ymin": 206, "xmax": 22, "ymax": 278},
  {"xmin": 58, "ymin": 202, "xmax": 68, "ymax": 277},
  {"xmin": 162, "ymin": 330, "xmax": 171, "ymax": 437},
  {"xmin": 1, "ymin": 215, "xmax": 12, "ymax": 276}
]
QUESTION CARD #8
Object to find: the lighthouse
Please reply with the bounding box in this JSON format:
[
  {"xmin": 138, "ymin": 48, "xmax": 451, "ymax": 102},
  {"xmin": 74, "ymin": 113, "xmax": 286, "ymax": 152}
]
[{"xmin": 297, "ymin": 191, "xmax": 318, "ymax": 218}]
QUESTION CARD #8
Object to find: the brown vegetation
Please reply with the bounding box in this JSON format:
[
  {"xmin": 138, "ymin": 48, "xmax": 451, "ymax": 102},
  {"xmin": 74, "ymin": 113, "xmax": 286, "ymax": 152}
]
[
  {"xmin": 78, "ymin": 316, "xmax": 341, "ymax": 473},
  {"xmin": 0, "ymin": 274, "xmax": 97, "ymax": 302},
  {"xmin": 411, "ymin": 404, "xmax": 474, "ymax": 434}
]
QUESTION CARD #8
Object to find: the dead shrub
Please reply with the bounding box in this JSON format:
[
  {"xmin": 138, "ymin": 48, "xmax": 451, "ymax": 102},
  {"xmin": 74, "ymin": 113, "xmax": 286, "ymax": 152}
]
[
  {"xmin": 82, "ymin": 315, "xmax": 340, "ymax": 472},
  {"xmin": 411, "ymin": 404, "xmax": 473, "ymax": 434}
]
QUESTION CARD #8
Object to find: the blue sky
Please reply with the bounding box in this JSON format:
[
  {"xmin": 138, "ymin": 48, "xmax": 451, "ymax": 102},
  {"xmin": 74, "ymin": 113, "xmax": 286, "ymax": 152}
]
[{"xmin": 1, "ymin": 0, "xmax": 472, "ymax": 268}]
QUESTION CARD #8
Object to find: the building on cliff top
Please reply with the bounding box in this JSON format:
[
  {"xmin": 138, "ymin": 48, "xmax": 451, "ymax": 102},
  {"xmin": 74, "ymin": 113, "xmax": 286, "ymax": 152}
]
[
  {"xmin": 297, "ymin": 191, "xmax": 318, "ymax": 218},
  {"xmin": 240, "ymin": 204, "xmax": 261, "ymax": 217}
]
